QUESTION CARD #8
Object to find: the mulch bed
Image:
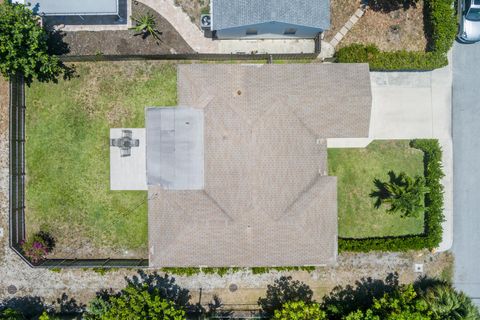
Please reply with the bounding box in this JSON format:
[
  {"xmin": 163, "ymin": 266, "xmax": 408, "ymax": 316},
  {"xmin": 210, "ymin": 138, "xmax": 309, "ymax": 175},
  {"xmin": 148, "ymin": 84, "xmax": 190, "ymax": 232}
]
[
  {"xmin": 60, "ymin": 2, "xmax": 194, "ymax": 56},
  {"xmin": 339, "ymin": 1, "xmax": 427, "ymax": 51}
]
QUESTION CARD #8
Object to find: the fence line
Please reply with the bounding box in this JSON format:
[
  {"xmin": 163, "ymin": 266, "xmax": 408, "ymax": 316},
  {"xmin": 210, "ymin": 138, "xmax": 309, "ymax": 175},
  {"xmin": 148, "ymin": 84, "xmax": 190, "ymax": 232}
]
[
  {"xmin": 60, "ymin": 52, "xmax": 319, "ymax": 63},
  {"xmin": 8, "ymin": 74, "xmax": 148, "ymax": 268}
]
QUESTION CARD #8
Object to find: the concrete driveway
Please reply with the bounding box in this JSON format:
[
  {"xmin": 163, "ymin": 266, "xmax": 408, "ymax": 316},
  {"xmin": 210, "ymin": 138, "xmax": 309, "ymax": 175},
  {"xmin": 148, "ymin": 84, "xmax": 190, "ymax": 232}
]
[
  {"xmin": 328, "ymin": 62, "xmax": 453, "ymax": 252},
  {"xmin": 452, "ymin": 41, "xmax": 480, "ymax": 305}
]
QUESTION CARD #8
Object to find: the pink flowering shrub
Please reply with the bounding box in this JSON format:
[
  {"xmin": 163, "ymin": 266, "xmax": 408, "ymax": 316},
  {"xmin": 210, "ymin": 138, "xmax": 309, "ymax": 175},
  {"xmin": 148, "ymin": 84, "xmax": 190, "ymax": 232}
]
[{"xmin": 20, "ymin": 231, "xmax": 55, "ymax": 264}]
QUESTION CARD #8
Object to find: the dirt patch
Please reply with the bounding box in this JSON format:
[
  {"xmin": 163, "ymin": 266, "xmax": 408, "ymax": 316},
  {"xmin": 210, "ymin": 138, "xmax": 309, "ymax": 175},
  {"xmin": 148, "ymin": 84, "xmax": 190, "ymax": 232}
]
[
  {"xmin": 192, "ymin": 251, "xmax": 454, "ymax": 307},
  {"xmin": 174, "ymin": 0, "xmax": 210, "ymax": 28},
  {"xmin": 0, "ymin": 77, "xmax": 8, "ymax": 134},
  {"xmin": 324, "ymin": 0, "xmax": 360, "ymax": 42},
  {"xmin": 339, "ymin": 1, "xmax": 427, "ymax": 51},
  {"xmin": 61, "ymin": 2, "xmax": 194, "ymax": 56}
]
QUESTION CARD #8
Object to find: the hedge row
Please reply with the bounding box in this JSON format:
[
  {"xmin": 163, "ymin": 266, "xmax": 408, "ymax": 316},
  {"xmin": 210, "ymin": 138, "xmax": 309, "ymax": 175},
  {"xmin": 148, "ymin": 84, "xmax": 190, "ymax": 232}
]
[
  {"xmin": 160, "ymin": 266, "xmax": 316, "ymax": 277},
  {"xmin": 424, "ymin": 0, "xmax": 458, "ymax": 53},
  {"xmin": 335, "ymin": 44, "xmax": 448, "ymax": 71},
  {"xmin": 338, "ymin": 139, "xmax": 445, "ymax": 252},
  {"xmin": 335, "ymin": 0, "xmax": 456, "ymax": 70}
]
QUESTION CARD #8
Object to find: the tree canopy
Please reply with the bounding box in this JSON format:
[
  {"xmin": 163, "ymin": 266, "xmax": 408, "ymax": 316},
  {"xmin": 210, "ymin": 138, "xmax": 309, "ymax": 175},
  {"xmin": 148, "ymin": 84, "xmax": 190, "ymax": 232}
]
[
  {"xmin": 87, "ymin": 284, "xmax": 186, "ymax": 320},
  {"xmin": 371, "ymin": 171, "xmax": 429, "ymax": 218},
  {"xmin": 0, "ymin": 1, "xmax": 67, "ymax": 84},
  {"xmin": 273, "ymin": 301, "xmax": 326, "ymax": 320}
]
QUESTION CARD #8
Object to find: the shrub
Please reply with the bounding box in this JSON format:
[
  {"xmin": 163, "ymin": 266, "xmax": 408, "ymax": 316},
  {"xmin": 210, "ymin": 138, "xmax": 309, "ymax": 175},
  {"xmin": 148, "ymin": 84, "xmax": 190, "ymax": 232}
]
[
  {"xmin": 258, "ymin": 276, "xmax": 314, "ymax": 317},
  {"xmin": 371, "ymin": 171, "xmax": 429, "ymax": 218},
  {"xmin": 424, "ymin": 0, "xmax": 457, "ymax": 53},
  {"xmin": 421, "ymin": 285, "xmax": 480, "ymax": 319},
  {"xmin": 161, "ymin": 266, "xmax": 316, "ymax": 277},
  {"xmin": 0, "ymin": 308, "xmax": 22, "ymax": 320},
  {"xmin": 336, "ymin": 44, "xmax": 448, "ymax": 71},
  {"xmin": 129, "ymin": 14, "xmax": 162, "ymax": 41},
  {"xmin": 20, "ymin": 231, "xmax": 55, "ymax": 264},
  {"xmin": 273, "ymin": 301, "xmax": 326, "ymax": 320},
  {"xmin": 339, "ymin": 140, "xmax": 444, "ymax": 252},
  {"xmin": 87, "ymin": 284, "xmax": 186, "ymax": 320}
]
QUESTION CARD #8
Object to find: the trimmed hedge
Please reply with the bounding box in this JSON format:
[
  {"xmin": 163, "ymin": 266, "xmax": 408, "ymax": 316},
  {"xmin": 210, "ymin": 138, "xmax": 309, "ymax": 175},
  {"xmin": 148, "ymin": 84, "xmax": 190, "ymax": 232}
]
[
  {"xmin": 338, "ymin": 139, "xmax": 445, "ymax": 252},
  {"xmin": 335, "ymin": 0, "xmax": 456, "ymax": 70},
  {"xmin": 424, "ymin": 0, "xmax": 458, "ymax": 53},
  {"xmin": 335, "ymin": 44, "xmax": 448, "ymax": 71},
  {"xmin": 160, "ymin": 266, "xmax": 316, "ymax": 277}
]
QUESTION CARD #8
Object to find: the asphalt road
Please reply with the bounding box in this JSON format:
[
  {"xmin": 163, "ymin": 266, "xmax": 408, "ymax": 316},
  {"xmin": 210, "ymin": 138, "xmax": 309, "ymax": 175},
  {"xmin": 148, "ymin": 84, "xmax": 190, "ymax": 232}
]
[{"xmin": 452, "ymin": 41, "xmax": 480, "ymax": 305}]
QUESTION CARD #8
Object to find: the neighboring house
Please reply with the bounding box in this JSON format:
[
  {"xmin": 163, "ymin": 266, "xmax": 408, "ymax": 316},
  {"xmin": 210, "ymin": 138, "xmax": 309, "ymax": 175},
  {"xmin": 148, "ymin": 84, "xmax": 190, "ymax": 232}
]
[
  {"xmin": 209, "ymin": 0, "xmax": 330, "ymax": 39},
  {"xmin": 145, "ymin": 64, "xmax": 372, "ymax": 267}
]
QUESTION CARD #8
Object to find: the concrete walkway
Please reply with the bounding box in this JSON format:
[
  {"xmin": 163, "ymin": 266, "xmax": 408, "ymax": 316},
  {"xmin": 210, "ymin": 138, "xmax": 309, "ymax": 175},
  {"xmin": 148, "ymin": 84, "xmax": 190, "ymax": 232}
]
[
  {"xmin": 330, "ymin": 7, "xmax": 366, "ymax": 48},
  {"xmin": 328, "ymin": 56, "xmax": 453, "ymax": 252},
  {"xmin": 139, "ymin": 0, "xmax": 218, "ymax": 53}
]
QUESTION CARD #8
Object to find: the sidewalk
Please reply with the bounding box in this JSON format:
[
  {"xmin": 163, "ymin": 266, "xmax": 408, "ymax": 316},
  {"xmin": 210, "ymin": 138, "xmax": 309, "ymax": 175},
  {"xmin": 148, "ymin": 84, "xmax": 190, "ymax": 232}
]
[{"xmin": 328, "ymin": 55, "xmax": 453, "ymax": 252}]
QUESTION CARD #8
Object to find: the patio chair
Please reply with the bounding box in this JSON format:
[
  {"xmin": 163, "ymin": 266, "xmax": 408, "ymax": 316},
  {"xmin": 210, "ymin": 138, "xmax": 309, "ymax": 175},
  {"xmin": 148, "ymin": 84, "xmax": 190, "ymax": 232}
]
[
  {"xmin": 120, "ymin": 147, "xmax": 131, "ymax": 157},
  {"xmin": 122, "ymin": 130, "xmax": 132, "ymax": 139}
]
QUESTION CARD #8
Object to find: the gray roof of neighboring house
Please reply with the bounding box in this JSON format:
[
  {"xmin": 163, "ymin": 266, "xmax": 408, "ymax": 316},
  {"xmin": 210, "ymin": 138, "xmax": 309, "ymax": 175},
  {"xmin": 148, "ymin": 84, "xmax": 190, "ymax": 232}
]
[
  {"xmin": 212, "ymin": 0, "xmax": 330, "ymax": 30},
  {"xmin": 148, "ymin": 63, "xmax": 371, "ymax": 267}
]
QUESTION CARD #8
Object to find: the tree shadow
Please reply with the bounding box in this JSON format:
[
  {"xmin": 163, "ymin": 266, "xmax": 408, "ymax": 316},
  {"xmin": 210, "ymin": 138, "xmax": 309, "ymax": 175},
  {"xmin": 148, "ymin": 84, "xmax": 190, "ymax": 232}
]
[
  {"xmin": 370, "ymin": 171, "xmax": 404, "ymax": 209},
  {"xmin": 321, "ymin": 273, "xmax": 399, "ymax": 319},
  {"xmin": 126, "ymin": 270, "xmax": 192, "ymax": 307},
  {"xmin": 257, "ymin": 276, "xmax": 314, "ymax": 317},
  {"xmin": 0, "ymin": 293, "xmax": 83, "ymax": 318},
  {"xmin": 55, "ymin": 292, "xmax": 86, "ymax": 314},
  {"xmin": 206, "ymin": 294, "xmax": 234, "ymax": 319},
  {"xmin": 0, "ymin": 296, "xmax": 53, "ymax": 318},
  {"xmin": 45, "ymin": 28, "xmax": 70, "ymax": 56},
  {"xmin": 413, "ymin": 276, "xmax": 448, "ymax": 295},
  {"xmin": 44, "ymin": 26, "xmax": 77, "ymax": 84},
  {"xmin": 369, "ymin": 0, "xmax": 419, "ymax": 12}
]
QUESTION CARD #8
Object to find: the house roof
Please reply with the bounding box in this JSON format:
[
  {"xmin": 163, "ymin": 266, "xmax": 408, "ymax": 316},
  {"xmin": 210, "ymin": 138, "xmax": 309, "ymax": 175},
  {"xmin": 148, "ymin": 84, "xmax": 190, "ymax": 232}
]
[
  {"xmin": 148, "ymin": 63, "xmax": 372, "ymax": 267},
  {"xmin": 211, "ymin": 0, "xmax": 330, "ymax": 31},
  {"xmin": 146, "ymin": 107, "xmax": 204, "ymax": 190}
]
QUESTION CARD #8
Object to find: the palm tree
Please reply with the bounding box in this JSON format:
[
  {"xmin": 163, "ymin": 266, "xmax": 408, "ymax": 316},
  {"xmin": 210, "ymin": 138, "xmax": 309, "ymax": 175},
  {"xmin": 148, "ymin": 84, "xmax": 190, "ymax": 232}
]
[
  {"xmin": 422, "ymin": 285, "xmax": 480, "ymax": 320},
  {"xmin": 370, "ymin": 171, "xmax": 429, "ymax": 218},
  {"xmin": 129, "ymin": 13, "xmax": 162, "ymax": 41}
]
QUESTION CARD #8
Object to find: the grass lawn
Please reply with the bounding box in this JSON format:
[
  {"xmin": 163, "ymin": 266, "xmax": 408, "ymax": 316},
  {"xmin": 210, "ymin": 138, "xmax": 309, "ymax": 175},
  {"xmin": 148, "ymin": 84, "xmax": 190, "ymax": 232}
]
[
  {"xmin": 329, "ymin": 140, "xmax": 425, "ymax": 238},
  {"xmin": 25, "ymin": 61, "xmax": 177, "ymax": 258}
]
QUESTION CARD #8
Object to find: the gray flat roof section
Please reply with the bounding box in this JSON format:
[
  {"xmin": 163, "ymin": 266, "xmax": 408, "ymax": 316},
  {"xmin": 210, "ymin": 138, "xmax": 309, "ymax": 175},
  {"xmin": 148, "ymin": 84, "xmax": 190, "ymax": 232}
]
[
  {"xmin": 148, "ymin": 63, "xmax": 371, "ymax": 267},
  {"xmin": 146, "ymin": 107, "xmax": 204, "ymax": 190},
  {"xmin": 28, "ymin": 0, "xmax": 118, "ymax": 15}
]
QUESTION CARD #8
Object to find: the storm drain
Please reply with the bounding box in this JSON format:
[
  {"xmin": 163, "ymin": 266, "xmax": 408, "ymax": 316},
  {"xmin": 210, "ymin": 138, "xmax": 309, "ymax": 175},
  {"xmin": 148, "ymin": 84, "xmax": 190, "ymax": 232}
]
[{"xmin": 7, "ymin": 285, "xmax": 17, "ymax": 294}]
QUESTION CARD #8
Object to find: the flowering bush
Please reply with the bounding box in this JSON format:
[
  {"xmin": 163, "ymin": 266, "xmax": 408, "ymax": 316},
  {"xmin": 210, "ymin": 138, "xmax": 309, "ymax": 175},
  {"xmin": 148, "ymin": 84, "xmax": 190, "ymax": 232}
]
[{"xmin": 20, "ymin": 231, "xmax": 55, "ymax": 264}]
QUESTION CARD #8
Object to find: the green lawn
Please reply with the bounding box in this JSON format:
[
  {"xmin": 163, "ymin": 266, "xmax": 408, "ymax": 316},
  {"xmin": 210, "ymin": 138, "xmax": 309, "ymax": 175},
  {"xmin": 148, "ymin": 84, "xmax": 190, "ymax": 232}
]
[
  {"xmin": 328, "ymin": 140, "xmax": 425, "ymax": 238},
  {"xmin": 25, "ymin": 61, "xmax": 177, "ymax": 257}
]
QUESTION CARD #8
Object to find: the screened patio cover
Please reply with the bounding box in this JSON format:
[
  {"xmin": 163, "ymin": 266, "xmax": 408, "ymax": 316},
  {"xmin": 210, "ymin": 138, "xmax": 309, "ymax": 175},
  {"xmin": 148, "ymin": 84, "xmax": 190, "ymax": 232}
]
[{"xmin": 26, "ymin": 0, "xmax": 118, "ymax": 16}]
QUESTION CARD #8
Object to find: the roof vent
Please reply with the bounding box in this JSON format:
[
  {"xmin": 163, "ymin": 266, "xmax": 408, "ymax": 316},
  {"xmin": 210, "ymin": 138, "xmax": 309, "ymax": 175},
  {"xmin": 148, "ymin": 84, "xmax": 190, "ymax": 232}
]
[{"xmin": 200, "ymin": 14, "xmax": 211, "ymax": 29}]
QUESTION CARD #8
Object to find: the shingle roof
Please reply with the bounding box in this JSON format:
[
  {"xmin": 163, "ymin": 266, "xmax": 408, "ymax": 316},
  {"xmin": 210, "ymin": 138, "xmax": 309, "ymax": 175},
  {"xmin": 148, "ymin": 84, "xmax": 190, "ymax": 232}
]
[
  {"xmin": 148, "ymin": 63, "xmax": 372, "ymax": 267},
  {"xmin": 212, "ymin": 0, "xmax": 330, "ymax": 30}
]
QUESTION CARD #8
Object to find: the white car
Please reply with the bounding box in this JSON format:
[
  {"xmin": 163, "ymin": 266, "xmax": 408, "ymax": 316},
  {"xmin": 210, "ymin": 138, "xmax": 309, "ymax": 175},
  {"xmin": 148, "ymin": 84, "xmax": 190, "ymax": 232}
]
[{"xmin": 458, "ymin": 0, "xmax": 480, "ymax": 43}]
